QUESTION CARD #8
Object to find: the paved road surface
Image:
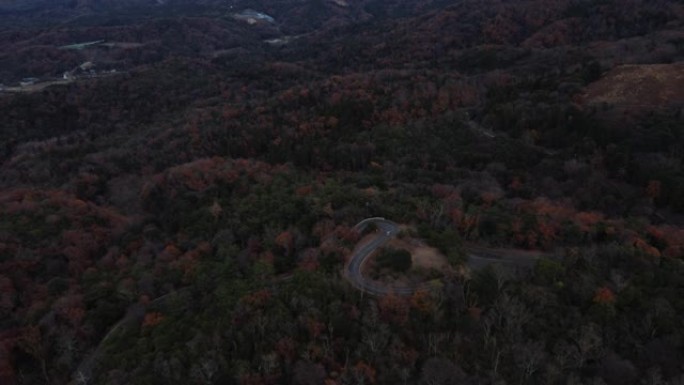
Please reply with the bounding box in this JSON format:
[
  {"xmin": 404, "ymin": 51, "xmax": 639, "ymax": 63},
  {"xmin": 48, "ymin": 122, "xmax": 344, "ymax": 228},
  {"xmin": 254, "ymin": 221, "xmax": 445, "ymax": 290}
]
[
  {"xmin": 345, "ymin": 218, "xmax": 549, "ymax": 296},
  {"xmin": 345, "ymin": 218, "xmax": 428, "ymax": 296}
]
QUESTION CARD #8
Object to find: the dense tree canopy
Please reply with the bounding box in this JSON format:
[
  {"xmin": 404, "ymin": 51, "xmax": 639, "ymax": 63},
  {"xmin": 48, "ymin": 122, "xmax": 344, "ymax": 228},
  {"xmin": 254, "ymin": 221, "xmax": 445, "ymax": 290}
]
[{"xmin": 0, "ymin": 0, "xmax": 683, "ymax": 383}]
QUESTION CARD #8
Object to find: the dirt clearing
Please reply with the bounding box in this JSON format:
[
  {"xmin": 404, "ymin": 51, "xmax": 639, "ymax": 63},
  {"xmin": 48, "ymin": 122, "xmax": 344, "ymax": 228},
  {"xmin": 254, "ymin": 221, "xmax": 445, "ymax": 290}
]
[
  {"xmin": 581, "ymin": 63, "xmax": 684, "ymax": 110},
  {"xmin": 388, "ymin": 238, "xmax": 449, "ymax": 271}
]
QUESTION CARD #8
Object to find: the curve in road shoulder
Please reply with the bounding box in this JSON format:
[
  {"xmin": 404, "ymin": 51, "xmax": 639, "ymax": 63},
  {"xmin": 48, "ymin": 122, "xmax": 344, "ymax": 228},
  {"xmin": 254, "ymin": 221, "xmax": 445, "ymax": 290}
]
[{"xmin": 345, "ymin": 218, "xmax": 434, "ymax": 296}]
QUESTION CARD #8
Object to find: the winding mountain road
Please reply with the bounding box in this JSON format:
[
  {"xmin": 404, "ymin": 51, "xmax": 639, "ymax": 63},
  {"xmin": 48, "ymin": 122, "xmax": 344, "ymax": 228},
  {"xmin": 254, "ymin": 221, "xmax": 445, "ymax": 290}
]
[
  {"xmin": 344, "ymin": 218, "xmax": 426, "ymax": 296},
  {"xmin": 345, "ymin": 218, "xmax": 548, "ymax": 296}
]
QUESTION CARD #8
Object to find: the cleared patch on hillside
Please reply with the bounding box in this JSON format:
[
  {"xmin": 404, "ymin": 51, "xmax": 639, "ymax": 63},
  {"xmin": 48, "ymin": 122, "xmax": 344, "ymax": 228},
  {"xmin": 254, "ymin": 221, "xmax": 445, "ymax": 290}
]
[
  {"xmin": 581, "ymin": 63, "xmax": 684, "ymax": 109},
  {"xmin": 389, "ymin": 238, "xmax": 449, "ymax": 271}
]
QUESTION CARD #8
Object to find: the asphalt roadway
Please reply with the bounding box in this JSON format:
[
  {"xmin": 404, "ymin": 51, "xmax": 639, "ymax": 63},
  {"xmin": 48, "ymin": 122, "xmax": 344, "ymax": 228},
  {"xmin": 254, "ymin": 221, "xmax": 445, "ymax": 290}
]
[
  {"xmin": 344, "ymin": 218, "xmax": 547, "ymax": 296},
  {"xmin": 345, "ymin": 217, "xmax": 423, "ymax": 296}
]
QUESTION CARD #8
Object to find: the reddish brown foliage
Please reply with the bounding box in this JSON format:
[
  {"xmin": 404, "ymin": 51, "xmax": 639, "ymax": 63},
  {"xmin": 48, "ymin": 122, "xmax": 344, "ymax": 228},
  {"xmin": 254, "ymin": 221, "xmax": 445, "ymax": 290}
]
[
  {"xmin": 275, "ymin": 231, "xmax": 294, "ymax": 254},
  {"xmin": 53, "ymin": 294, "xmax": 86, "ymax": 327},
  {"xmin": 241, "ymin": 289, "xmax": 272, "ymax": 308},
  {"xmin": 633, "ymin": 238, "xmax": 661, "ymax": 258},
  {"xmin": 593, "ymin": 287, "xmax": 616, "ymax": 304},
  {"xmin": 468, "ymin": 306, "xmax": 482, "ymax": 320},
  {"xmin": 305, "ymin": 318, "xmax": 326, "ymax": 339},
  {"xmin": 142, "ymin": 312, "xmax": 165, "ymax": 328},
  {"xmin": 295, "ymin": 185, "xmax": 313, "ymax": 197},
  {"xmin": 275, "ymin": 337, "xmax": 296, "ymax": 362},
  {"xmin": 409, "ymin": 290, "xmax": 434, "ymax": 313},
  {"xmin": 335, "ymin": 225, "xmax": 359, "ymax": 243},
  {"xmin": 378, "ymin": 294, "xmax": 409, "ymax": 325},
  {"xmin": 298, "ymin": 248, "xmax": 320, "ymax": 272},
  {"xmin": 353, "ymin": 361, "xmax": 376, "ymax": 384}
]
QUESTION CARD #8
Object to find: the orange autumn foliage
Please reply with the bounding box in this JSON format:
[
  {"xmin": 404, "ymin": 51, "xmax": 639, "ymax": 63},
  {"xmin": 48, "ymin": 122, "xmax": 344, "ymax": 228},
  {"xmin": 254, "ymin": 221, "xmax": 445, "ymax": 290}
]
[
  {"xmin": 647, "ymin": 225, "xmax": 684, "ymax": 258},
  {"xmin": 574, "ymin": 211, "xmax": 604, "ymax": 233},
  {"xmin": 593, "ymin": 287, "xmax": 616, "ymax": 305},
  {"xmin": 409, "ymin": 290, "xmax": 434, "ymax": 313},
  {"xmin": 295, "ymin": 185, "xmax": 313, "ymax": 197},
  {"xmin": 241, "ymin": 289, "xmax": 272, "ymax": 308},
  {"xmin": 142, "ymin": 312, "xmax": 165, "ymax": 328},
  {"xmin": 633, "ymin": 238, "xmax": 661, "ymax": 258},
  {"xmin": 275, "ymin": 231, "xmax": 294, "ymax": 252},
  {"xmin": 162, "ymin": 244, "xmax": 183, "ymax": 259},
  {"xmin": 354, "ymin": 361, "xmax": 376, "ymax": 384}
]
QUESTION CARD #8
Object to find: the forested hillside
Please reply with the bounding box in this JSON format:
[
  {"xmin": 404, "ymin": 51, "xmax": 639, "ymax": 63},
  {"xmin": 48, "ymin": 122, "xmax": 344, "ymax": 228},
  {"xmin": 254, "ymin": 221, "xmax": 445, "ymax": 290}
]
[{"xmin": 1, "ymin": 0, "xmax": 683, "ymax": 384}]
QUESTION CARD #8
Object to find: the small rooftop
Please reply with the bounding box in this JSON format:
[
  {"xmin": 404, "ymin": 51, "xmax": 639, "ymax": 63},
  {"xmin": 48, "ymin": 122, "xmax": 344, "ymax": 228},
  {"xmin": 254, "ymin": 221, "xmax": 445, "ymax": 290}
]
[{"xmin": 232, "ymin": 9, "xmax": 275, "ymax": 24}]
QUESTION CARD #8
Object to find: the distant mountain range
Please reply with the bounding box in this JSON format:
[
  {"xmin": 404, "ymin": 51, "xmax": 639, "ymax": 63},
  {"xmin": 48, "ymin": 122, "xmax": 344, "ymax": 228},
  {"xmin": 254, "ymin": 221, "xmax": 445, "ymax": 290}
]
[
  {"xmin": 0, "ymin": 0, "xmax": 454, "ymax": 27},
  {"xmin": 0, "ymin": 0, "xmax": 175, "ymax": 12}
]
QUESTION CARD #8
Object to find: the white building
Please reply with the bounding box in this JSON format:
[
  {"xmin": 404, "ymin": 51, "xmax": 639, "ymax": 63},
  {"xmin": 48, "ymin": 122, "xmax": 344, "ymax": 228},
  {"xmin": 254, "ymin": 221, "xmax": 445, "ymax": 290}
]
[
  {"xmin": 232, "ymin": 9, "xmax": 275, "ymax": 24},
  {"xmin": 20, "ymin": 78, "xmax": 38, "ymax": 87}
]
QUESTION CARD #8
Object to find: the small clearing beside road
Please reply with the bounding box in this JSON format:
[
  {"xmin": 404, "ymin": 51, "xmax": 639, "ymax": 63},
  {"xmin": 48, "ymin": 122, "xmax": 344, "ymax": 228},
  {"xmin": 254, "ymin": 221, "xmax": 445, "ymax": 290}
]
[{"xmin": 388, "ymin": 238, "xmax": 449, "ymax": 271}]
